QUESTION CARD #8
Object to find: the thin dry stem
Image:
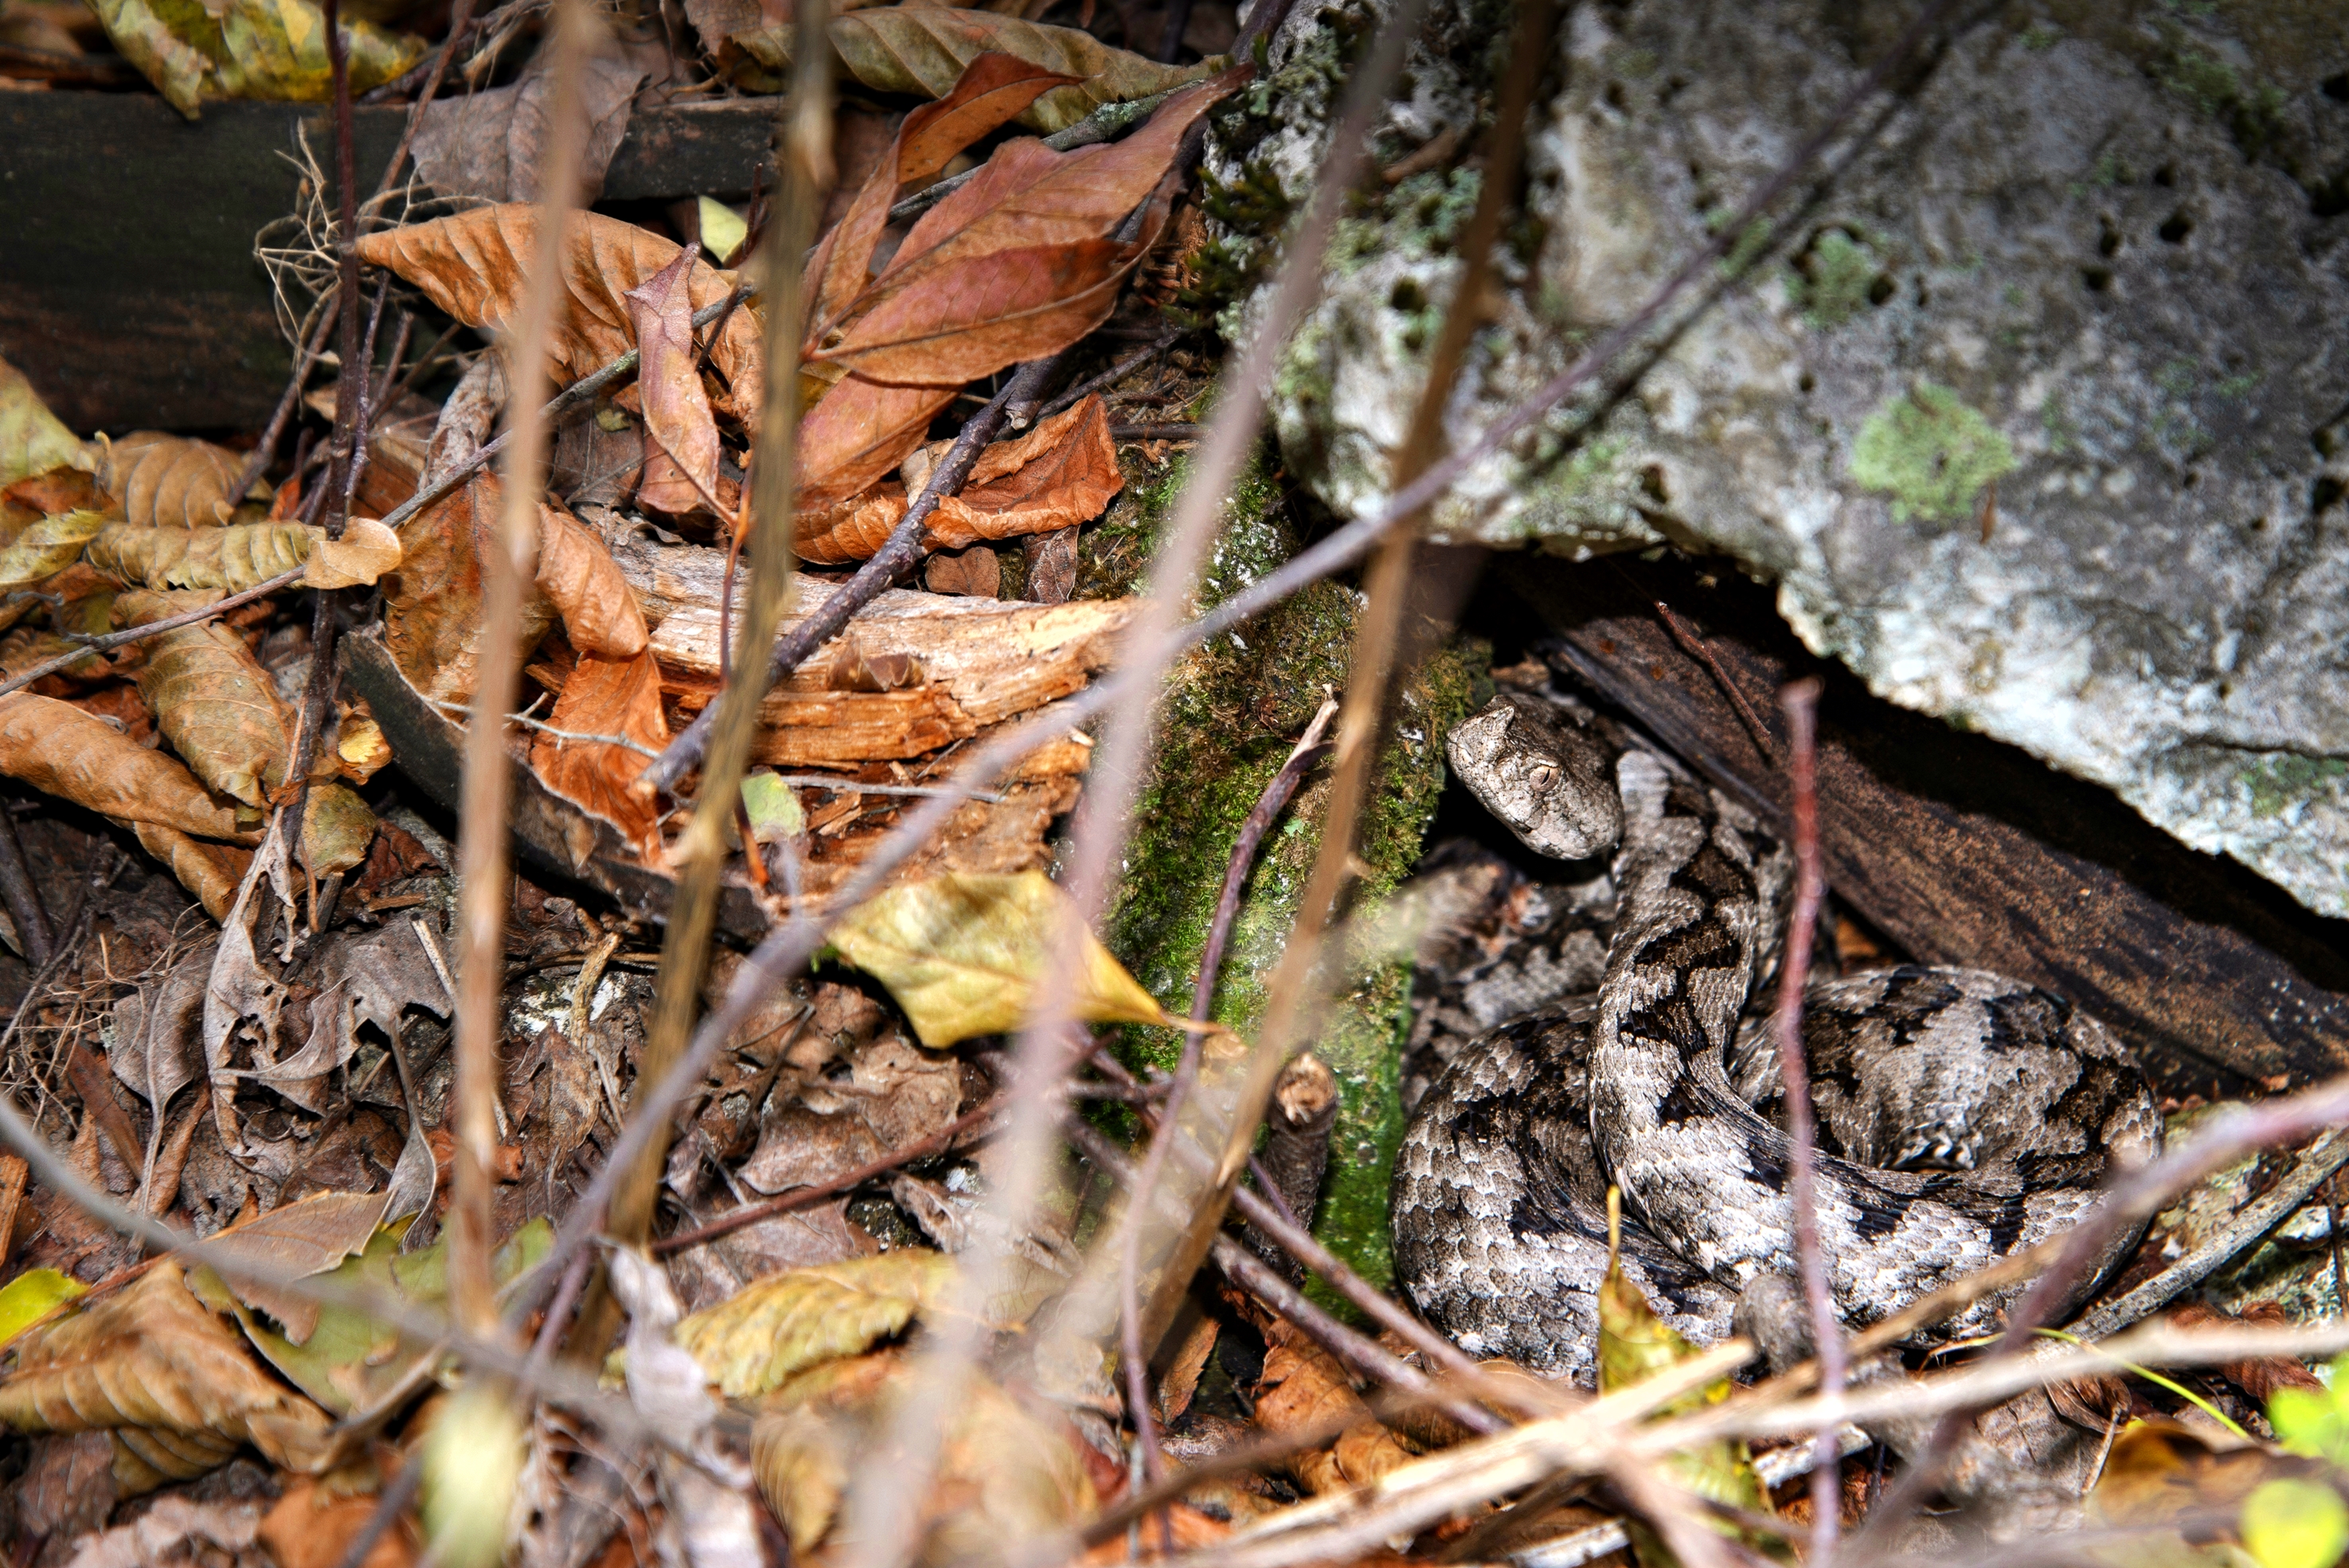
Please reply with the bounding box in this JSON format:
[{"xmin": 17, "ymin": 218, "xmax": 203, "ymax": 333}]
[{"xmin": 448, "ymin": 0, "xmax": 593, "ymax": 1339}]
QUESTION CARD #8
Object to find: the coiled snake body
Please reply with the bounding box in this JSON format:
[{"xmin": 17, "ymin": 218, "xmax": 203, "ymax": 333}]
[{"xmin": 1393, "ymin": 685, "xmax": 2163, "ymax": 1379}]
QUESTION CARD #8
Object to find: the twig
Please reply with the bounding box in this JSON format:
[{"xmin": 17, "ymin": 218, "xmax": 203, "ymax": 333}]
[
  {"xmin": 1155, "ymin": 0, "xmax": 1195, "ymax": 61},
  {"xmin": 577, "ymin": 0, "xmax": 834, "ymax": 1363},
  {"xmin": 1769, "ymin": 676, "xmax": 1841, "ymax": 1566},
  {"xmin": 1112, "ymin": 421, "xmax": 1202, "ymax": 442},
  {"xmin": 882, "ymin": 90, "xmax": 1178, "ymax": 229},
  {"xmin": 323, "ymin": 0, "xmax": 364, "ymax": 542},
  {"xmin": 643, "ymin": 358, "xmax": 1058, "ymax": 795},
  {"xmin": 652, "ymin": 1097, "xmax": 1005, "ymax": 1255},
  {"xmin": 230, "ymin": 302, "xmax": 342, "ymax": 502},
  {"xmin": 448, "ymin": 0, "xmax": 593, "ymax": 1341},
  {"xmin": 331, "ymin": 1463, "xmax": 424, "ymax": 1568},
  {"xmin": 515, "ymin": 0, "xmax": 1963, "ymax": 1376},
  {"xmin": 372, "ymin": 0, "xmax": 478, "ymax": 199},
  {"xmin": 1039, "ymin": 334, "xmax": 1180, "ymax": 421},
  {"xmin": 0, "ymin": 804, "xmax": 54, "ymax": 968},
  {"xmin": 1654, "ymin": 596, "xmax": 1776, "ymax": 761}
]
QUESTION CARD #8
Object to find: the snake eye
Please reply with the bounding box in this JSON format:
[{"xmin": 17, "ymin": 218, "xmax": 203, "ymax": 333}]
[{"xmin": 1526, "ymin": 763, "xmax": 1558, "ymax": 791}]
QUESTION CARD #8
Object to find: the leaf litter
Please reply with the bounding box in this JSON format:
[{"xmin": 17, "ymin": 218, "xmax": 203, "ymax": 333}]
[{"xmin": 0, "ymin": 9, "xmax": 2335, "ymax": 1568}]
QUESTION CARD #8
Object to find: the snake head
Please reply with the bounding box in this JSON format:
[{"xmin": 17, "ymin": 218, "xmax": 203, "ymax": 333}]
[{"xmin": 1445, "ymin": 691, "xmax": 1622, "ymax": 861}]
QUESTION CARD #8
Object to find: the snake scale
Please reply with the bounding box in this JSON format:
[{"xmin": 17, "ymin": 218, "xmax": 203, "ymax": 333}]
[{"xmin": 1392, "ymin": 678, "xmax": 2165, "ymax": 1380}]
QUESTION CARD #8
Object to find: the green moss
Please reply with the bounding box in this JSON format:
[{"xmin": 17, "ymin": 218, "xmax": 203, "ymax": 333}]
[
  {"xmin": 1849, "ymin": 383, "xmax": 2018, "ymax": 525},
  {"xmin": 1083, "ymin": 444, "xmax": 1484, "ymax": 1302},
  {"xmin": 1792, "ymin": 231, "xmax": 1879, "ymax": 329},
  {"xmin": 2242, "ymin": 754, "xmax": 2348, "ymax": 820}
]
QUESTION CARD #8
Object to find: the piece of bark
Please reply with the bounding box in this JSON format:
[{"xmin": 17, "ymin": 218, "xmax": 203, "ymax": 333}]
[{"xmin": 1511, "ymin": 553, "xmax": 2349, "ymax": 1087}]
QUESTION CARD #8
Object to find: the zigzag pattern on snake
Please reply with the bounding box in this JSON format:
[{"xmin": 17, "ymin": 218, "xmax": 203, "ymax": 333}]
[{"xmin": 1391, "ymin": 678, "xmax": 2164, "ymax": 1380}]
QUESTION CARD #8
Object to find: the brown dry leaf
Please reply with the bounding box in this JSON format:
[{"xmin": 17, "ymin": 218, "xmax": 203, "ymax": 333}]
[
  {"xmin": 0, "ymin": 509, "xmax": 106, "ymax": 591},
  {"xmin": 673, "ymin": 1250, "xmax": 956, "ymax": 1398},
  {"xmin": 201, "ymin": 1191, "xmax": 391, "ymax": 1344},
  {"xmin": 0, "ymin": 1262, "xmax": 336, "ymax": 1476},
  {"xmin": 749, "ymin": 1355, "xmax": 1096, "ymax": 1559},
  {"xmin": 797, "ymin": 377, "xmax": 962, "ymax": 506},
  {"xmin": 411, "ymin": 37, "xmax": 653, "ymax": 205},
  {"xmin": 373, "ymin": 466, "xmax": 555, "ymax": 704},
  {"xmin": 0, "ymin": 691, "xmax": 251, "ymax": 841},
  {"xmin": 536, "ymin": 503, "xmax": 649, "ymax": 658},
  {"xmin": 826, "ymin": 870, "xmax": 1170, "ymax": 1046},
  {"xmin": 260, "ymin": 1474, "xmax": 420, "ymax": 1568},
  {"xmin": 131, "ymin": 823, "xmax": 253, "ymax": 921},
  {"xmin": 736, "ymin": 8, "xmax": 1205, "ymax": 135},
  {"xmin": 530, "ymin": 648, "xmax": 666, "ymax": 851},
  {"xmin": 1250, "ymin": 1320, "xmax": 1415, "ymax": 1496},
  {"xmin": 304, "ymin": 519, "xmax": 404, "ymax": 589},
  {"xmin": 116, "ymin": 588, "xmax": 292, "ymax": 809},
  {"xmin": 624, "ymin": 246, "xmax": 722, "ymax": 518},
  {"xmin": 2172, "ymin": 1301, "xmax": 2328, "ymax": 1405},
  {"xmin": 61, "ymin": 1494, "xmax": 263, "ymax": 1568},
  {"xmin": 300, "ymin": 783, "xmax": 378, "ymax": 878},
  {"xmin": 795, "ymin": 396, "xmax": 1120, "ymax": 563},
  {"xmin": 804, "ymin": 53, "xmax": 1075, "ymax": 335},
  {"xmin": 354, "ymin": 209, "xmax": 764, "ymax": 421},
  {"xmin": 88, "ymin": 522, "xmax": 307, "ymax": 590},
  {"xmin": 97, "ymin": 432, "xmax": 254, "ymax": 528}
]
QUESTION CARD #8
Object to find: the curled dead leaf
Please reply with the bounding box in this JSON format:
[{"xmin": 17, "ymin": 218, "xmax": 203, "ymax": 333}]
[
  {"xmin": 1250, "ymin": 1321, "xmax": 1415, "ymax": 1496},
  {"xmin": 0, "ymin": 691, "xmax": 252, "ymax": 842},
  {"xmin": 304, "ymin": 518, "xmax": 404, "ymax": 589},
  {"xmin": 623, "ymin": 246, "xmax": 722, "ymax": 517},
  {"xmin": 96, "ymin": 432, "xmax": 256, "ymax": 528},
  {"xmin": 116, "ymin": 588, "xmax": 292, "ymax": 809},
  {"xmin": 0, "ymin": 355, "xmax": 92, "ymax": 488},
  {"xmin": 0, "ymin": 1262, "xmax": 336, "ymax": 1480},
  {"xmin": 131, "ymin": 823, "xmax": 254, "ymax": 922},
  {"xmin": 87, "ymin": 0, "xmax": 422, "ymax": 117},
  {"xmin": 0, "ymin": 510, "xmax": 106, "ymax": 591},
  {"xmin": 826, "ymin": 870, "xmax": 1171, "ymax": 1047},
  {"xmin": 796, "ymin": 397, "xmax": 1121, "ymax": 564},
  {"xmin": 89, "ymin": 521, "xmax": 307, "ymax": 591},
  {"xmin": 736, "ymin": 9, "xmax": 1207, "ymax": 134},
  {"xmin": 354, "ymin": 209, "xmax": 764, "ymax": 422},
  {"xmin": 672, "ymin": 1249, "xmax": 955, "ymax": 1398},
  {"xmin": 334, "ymin": 706, "xmax": 394, "ymax": 785}
]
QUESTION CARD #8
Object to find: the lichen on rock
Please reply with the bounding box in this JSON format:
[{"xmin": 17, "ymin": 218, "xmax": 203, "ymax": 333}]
[{"xmin": 1210, "ymin": 0, "xmax": 2349, "ymax": 918}]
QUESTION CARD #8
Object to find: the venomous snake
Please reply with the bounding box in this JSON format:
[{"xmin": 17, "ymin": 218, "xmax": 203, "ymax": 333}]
[{"xmin": 1392, "ymin": 679, "xmax": 2164, "ymax": 1381}]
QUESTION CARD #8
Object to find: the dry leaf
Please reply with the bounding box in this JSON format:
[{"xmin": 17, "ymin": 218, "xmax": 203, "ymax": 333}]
[
  {"xmin": 412, "ymin": 40, "xmax": 652, "ymax": 205},
  {"xmin": 826, "ymin": 870, "xmax": 1169, "ymax": 1046},
  {"xmin": 261, "ymin": 1475, "xmax": 421, "ymax": 1568},
  {"xmin": 797, "ymin": 377, "xmax": 962, "ymax": 506},
  {"xmin": 0, "ymin": 1262, "xmax": 336, "ymax": 1477},
  {"xmin": 301, "ymin": 782, "xmax": 379, "ymax": 878},
  {"xmin": 804, "ymin": 53, "xmax": 1076, "ymax": 335},
  {"xmin": 201, "ymin": 1191, "xmax": 391, "ymax": 1345},
  {"xmin": 1250, "ymin": 1320, "xmax": 1413, "ymax": 1496},
  {"xmin": 132, "ymin": 823, "xmax": 254, "ymax": 921},
  {"xmin": 0, "ymin": 509, "xmax": 106, "ymax": 591},
  {"xmin": 795, "ymin": 397, "xmax": 1120, "ymax": 563},
  {"xmin": 737, "ymin": 8, "xmax": 1206, "ymax": 135},
  {"xmin": 354, "ymin": 209, "xmax": 763, "ymax": 422},
  {"xmin": 96, "ymin": 432, "xmax": 254, "ymax": 528},
  {"xmin": 749, "ymin": 1355, "xmax": 1096, "ymax": 1559},
  {"xmin": 305, "ymin": 518, "xmax": 404, "ymax": 589},
  {"xmin": 624, "ymin": 246, "xmax": 722, "ymax": 517},
  {"xmin": 87, "ymin": 0, "xmax": 422, "ymax": 116},
  {"xmin": 0, "ymin": 354, "xmax": 92, "ymax": 488},
  {"xmin": 374, "ymin": 467, "xmax": 556, "ymax": 705},
  {"xmin": 0, "ymin": 691, "xmax": 252, "ymax": 842},
  {"xmin": 535, "ymin": 503, "xmax": 648, "ymax": 657},
  {"xmin": 673, "ymin": 1249, "xmax": 955, "ymax": 1398},
  {"xmin": 63, "ymin": 1495, "xmax": 261, "ymax": 1568},
  {"xmin": 530, "ymin": 648, "xmax": 666, "ymax": 851},
  {"xmin": 116, "ymin": 588, "xmax": 292, "ymax": 809}
]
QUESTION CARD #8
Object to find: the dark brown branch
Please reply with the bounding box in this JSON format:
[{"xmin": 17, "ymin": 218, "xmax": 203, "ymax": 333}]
[
  {"xmin": 0, "ymin": 807, "xmax": 53, "ymax": 969},
  {"xmin": 1194, "ymin": 710, "xmax": 1335, "ymax": 1021},
  {"xmin": 643, "ymin": 354, "xmax": 1064, "ymax": 794},
  {"xmin": 1039, "ymin": 334, "xmax": 1178, "ymax": 422},
  {"xmin": 229, "ymin": 302, "xmax": 342, "ymax": 502}
]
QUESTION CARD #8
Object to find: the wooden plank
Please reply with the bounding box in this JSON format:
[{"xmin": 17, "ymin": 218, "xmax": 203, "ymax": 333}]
[
  {"xmin": 0, "ymin": 93, "xmax": 774, "ymax": 432},
  {"xmin": 1503, "ymin": 553, "xmax": 2349, "ymax": 1089}
]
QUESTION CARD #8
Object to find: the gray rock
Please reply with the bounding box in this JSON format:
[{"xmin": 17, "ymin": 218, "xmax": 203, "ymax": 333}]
[{"xmin": 1210, "ymin": 0, "xmax": 2349, "ymax": 917}]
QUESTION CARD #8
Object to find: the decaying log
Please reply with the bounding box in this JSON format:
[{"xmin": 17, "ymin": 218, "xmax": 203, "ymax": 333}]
[{"xmin": 1503, "ymin": 553, "xmax": 2349, "ymax": 1089}]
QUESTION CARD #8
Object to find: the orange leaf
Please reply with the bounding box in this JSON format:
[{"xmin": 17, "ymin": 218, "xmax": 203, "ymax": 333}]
[
  {"xmin": 354, "ymin": 208, "xmax": 765, "ymax": 423},
  {"xmin": 535, "ymin": 505, "xmax": 648, "ymax": 659},
  {"xmin": 0, "ymin": 691, "xmax": 252, "ymax": 843},
  {"xmin": 807, "ymin": 53, "xmax": 1077, "ymax": 338},
  {"xmin": 795, "ymin": 396, "xmax": 1123, "ymax": 563},
  {"xmin": 624, "ymin": 246, "xmax": 723, "ymax": 518},
  {"xmin": 797, "ymin": 378, "xmax": 960, "ymax": 507},
  {"xmin": 530, "ymin": 648, "xmax": 667, "ymax": 853}
]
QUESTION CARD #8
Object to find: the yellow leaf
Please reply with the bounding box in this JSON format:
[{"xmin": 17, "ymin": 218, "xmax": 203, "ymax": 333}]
[
  {"xmin": 0, "ymin": 357, "xmax": 91, "ymax": 489},
  {"xmin": 421, "ymin": 1386, "xmax": 525, "ymax": 1568},
  {"xmin": 87, "ymin": 0, "xmax": 422, "ymax": 117},
  {"xmin": 826, "ymin": 870, "xmax": 1169, "ymax": 1046},
  {"xmin": 696, "ymin": 195, "xmax": 748, "ymax": 266},
  {"xmin": 0, "ymin": 1262, "xmax": 336, "ymax": 1481},
  {"xmin": 0, "ymin": 510, "xmax": 106, "ymax": 592},
  {"xmin": 733, "ymin": 9, "xmax": 1210, "ymax": 133},
  {"xmin": 2243, "ymin": 1478, "xmax": 2349, "ymax": 1568},
  {"xmin": 673, "ymin": 1251, "xmax": 955, "ymax": 1398},
  {"xmin": 0, "ymin": 1269, "xmax": 88, "ymax": 1350},
  {"xmin": 300, "ymin": 782, "xmax": 377, "ymax": 878}
]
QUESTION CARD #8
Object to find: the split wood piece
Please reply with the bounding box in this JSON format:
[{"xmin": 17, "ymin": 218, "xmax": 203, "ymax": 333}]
[{"xmin": 1512, "ymin": 553, "xmax": 2349, "ymax": 1089}]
